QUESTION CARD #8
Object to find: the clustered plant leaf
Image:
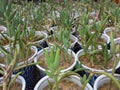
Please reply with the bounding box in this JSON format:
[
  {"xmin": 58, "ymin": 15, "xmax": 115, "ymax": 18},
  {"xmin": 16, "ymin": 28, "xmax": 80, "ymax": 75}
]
[{"xmin": 0, "ymin": 0, "xmax": 120, "ymax": 90}]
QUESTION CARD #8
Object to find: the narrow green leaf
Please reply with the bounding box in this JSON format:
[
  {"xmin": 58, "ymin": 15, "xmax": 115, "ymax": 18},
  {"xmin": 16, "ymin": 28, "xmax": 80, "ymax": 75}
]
[
  {"xmin": 8, "ymin": 72, "xmax": 22, "ymax": 89},
  {"xmin": 110, "ymin": 30, "xmax": 115, "ymax": 55},
  {"xmin": 45, "ymin": 49, "xmax": 49, "ymax": 66},
  {"xmin": 0, "ymin": 45, "xmax": 9, "ymax": 55},
  {"xmin": 8, "ymin": 10, "xmax": 16, "ymax": 22},
  {"xmin": 54, "ymin": 48, "xmax": 60, "ymax": 68}
]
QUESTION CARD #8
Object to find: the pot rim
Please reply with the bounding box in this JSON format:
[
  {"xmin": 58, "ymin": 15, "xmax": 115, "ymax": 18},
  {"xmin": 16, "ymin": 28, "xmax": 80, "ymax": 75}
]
[
  {"xmin": 34, "ymin": 75, "xmax": 93, "ymax": 90},
  {"xmin": 34, "ymin": 47, "xmax": 77, "ymax": 73},
  {"xmin": 0, "ymin": 74, "xmax": 26, "ymax": 90},
  {"xmin": 94, "ymin": 74, "xmax": 120, "ymax": 90},
  {"xmin": 76, "ymin": 49, "xmax": 120, "ymax": 72}
]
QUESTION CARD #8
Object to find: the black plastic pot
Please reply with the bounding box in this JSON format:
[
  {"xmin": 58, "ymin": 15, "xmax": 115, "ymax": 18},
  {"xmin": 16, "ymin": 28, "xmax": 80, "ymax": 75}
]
[
  {"xmin": 72, "ymin": 61, "xmax": 86, "ymax": 77},
  {"xmin": 107, "ymin": 42, "xmax": 111, "ymax": 50},
  {"xmin": 72, "ymin": 61, "xmax": 98, "ymax": 87},
  {"xmin": 13, "ymin": 65, "xmax": 41, "ymax": 90},
  {"xmin": 70, "ymin": 42, "xmax": 82, "ymax": 53},
  {"xmin": 37, "ymin": 40, "xmax": 49, "ymax": 51},
  {"xmin": 72, "ymin": 30, "xmax": 79, "ymax": 38},
  {"xmin": 115, "ymin": 66, "xmax": 120, "ymax": 74},
  {"xmin": 87, "ymin": 73, "xmax": 98, "ymax": 87}
]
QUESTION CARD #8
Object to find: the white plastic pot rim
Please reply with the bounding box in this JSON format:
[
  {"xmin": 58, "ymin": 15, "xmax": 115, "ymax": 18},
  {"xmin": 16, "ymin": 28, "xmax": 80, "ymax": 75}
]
[
  {"xmin": 104, "ymin": 27, "xmax": 120, "ymax": 40},
  {"xmin": 0, "ymin": 26, "xmax": 7, "ymax": 33},
  {"xmin": 18, "ymin": 46, "xmax": 38, "ymax": 66},
  {"xmin": 34, "ymin": 47, "xmax": 77, "ymax": 73},
  {"xmin": 76, "ymin": 49, "xmax": 120, "ymax": 72},
  {"xmin": 94, "ymin": 74, "xmax": 120, "ymax": 90},
  {"xmin": 0, "ymin": 75, "xmax": 26, "ymax": 90},
  {"xmin": 34, "ymin": 75, "xmax": 93, "ymax": 90},
  {"xmin": 0, "ymin": 45, "xmax": 38, "ymax": 66}
]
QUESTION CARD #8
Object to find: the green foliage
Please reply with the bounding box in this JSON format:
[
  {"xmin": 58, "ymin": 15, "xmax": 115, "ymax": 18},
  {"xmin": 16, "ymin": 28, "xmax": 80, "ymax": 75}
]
[
  {"xmin": 0, "ymin": 0, "xmax": 119, "ymax": 90},
  {"xmin": 44, "ymin": 47, "xmax": 61, "ymax": 90},
  {"xmin": 80, "ymin": 74, "xmax": 87, "ymax": 84}
]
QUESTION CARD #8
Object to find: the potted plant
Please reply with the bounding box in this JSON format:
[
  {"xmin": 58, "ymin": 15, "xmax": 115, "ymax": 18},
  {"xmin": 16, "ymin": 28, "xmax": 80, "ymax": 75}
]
[
  {"xmin": 76, "ymin": 19, "xmax": 120, "ymax": 72},
  {"xmin": 104, "ymin": 26, "xmax": 120, "ymax": 40},
  {"xmin": 77, "ymin": 13, "xmax": 110, "ymax": 49},
  {"xmin": 0, "ymin": 74, "xmax": 26, "ymax": 90},
  {"xmin": 34, "ymin": 45, "xmax": 77, "ymax": 74},
  {"xmin": 34, "ymin": 47, "xmax": 93, "ymax": 90},
  {"xmin": 0, "ymin": 1, "xmax": 39, "ymax": 90},
  {"xmin": 45, "ymin": 27, "xmax": 78, "ymax": 49},
  {"xmin": 0, "ymin": 42, "xmax": 28, "ymax": 90},
  {"xmin": 94, "ymin": 74, "xmax": 120, "ymax": 90}
]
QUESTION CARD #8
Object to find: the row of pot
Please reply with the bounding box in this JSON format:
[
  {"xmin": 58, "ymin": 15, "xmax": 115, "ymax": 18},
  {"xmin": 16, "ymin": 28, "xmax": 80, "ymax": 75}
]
[
  {"xmin": 34, "ymin": 73, "xmax": 120, "ymax": 90},
  {"xmin": 34, "ymin": 45, "xmax": 120, "ymax": 74},
  {"xmin": 34, "ymin": 44, "xmax": 119, "ymax": 90},
  {"xmin": 1, "ymin": 25, "xmax": 120, "ymax": 89},
  {"xmin": 2, "ymin": 69, "xmax": 119, "ymax": 90},
  {"xmin": 1, "ymin": 25, "xmax": 120, "ymax": 52},
  {"xmin": 32, "ymin": 28, "xmax": 120, "ymax": 90},
  {"xmin": 33, "ymin": 26, "xmax": 120, "ymax": 89}
]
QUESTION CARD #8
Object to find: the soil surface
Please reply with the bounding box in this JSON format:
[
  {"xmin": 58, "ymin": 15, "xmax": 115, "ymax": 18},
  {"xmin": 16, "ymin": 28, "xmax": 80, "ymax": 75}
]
[
  {"xmin": 44, "ymin": 79, "xmax": 82, "ymax": 90},
  {"xmin": 0, "ymin": 49, "xmax": 35, "ymax": 64},
  {"xmin": 78, "ymin": 35, "xmax": 107, "ymax": 46},
  {"xmin": 106, "ymin": 30, "xmax": 120, "ymax": 39},
  {"xmin": 0, "ymin": 82, "xmax": 22, "ymax": 90},
  {"xmin": 79, "ymin": 52, "xmax": 114, "ymax": 70},
  {"xmin": 98, "ymin": 81, "xmax": 118, "ymax": 90},
  {"xmin": 38, "ymin": 51, "xmax": 74, "ymax": 70},
  {"xmin": 46, "ymin": 35, "xmax": 74, "ymax": 46},
  {"xmin": 115, "ymin": 44, "xmax": 120, "ymax": 54},
  {"xmin": 0, "ymin": 38, "xmax": 9, "ymax": 46}
]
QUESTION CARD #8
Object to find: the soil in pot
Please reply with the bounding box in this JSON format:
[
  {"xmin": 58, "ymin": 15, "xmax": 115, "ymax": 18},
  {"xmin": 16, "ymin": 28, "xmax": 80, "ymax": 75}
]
[
  {"xmin": 0, "ymin": 82, "xmax": 22, "ymax": 90},
  {"xmin": 44, "ymin": 79, "xmax": 82, "ymax": 90},
  {"xmin": 98, "ymin": 81, "xmax": 118, "ymax": 90},
  {"xmin": 79, "ymin": 52, "xmax": 114, "ymax": 70},
  {"xmin": 38, "ymin": 51, "xmax": 74, "ymax": 70},
  {"xmin": 115, "ymin": 44, "xmax": 120, "ymax": 54},
  {"xmin": 18, "ymin": 49, "xmax": 35, "ymax": 62},
  {"xmin": 0, "ymin": 38, "xmax": 9, "ymax": 46},
  {"xmin": 96, "ymin": 38, "xmax": 107, "ymax": 45},
  {"xmin": 78, "ymin": 36, "xmax": 107, "ymax": 47},
  {"xmin": 0, "ymin": 49, "xmax": 35, "ymax": 64},
  {"xmin": 46, "ymin": 36, "xmax": 73, "ymax": 46},
  {"xmin": 106, "ymin": 30, "xmax": 120, "ymax": 39}
]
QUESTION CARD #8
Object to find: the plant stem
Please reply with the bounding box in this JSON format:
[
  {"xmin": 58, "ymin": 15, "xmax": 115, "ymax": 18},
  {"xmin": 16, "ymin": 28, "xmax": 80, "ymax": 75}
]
[
  {"xmin": 3, "ymin": 48, "xmax": 19, "ymax": 90},
  {"xmin": 3, "ymin": 69, "xmax": 9, "ymax": 90},
  {"xmin": 82, "ymin": 73, "xmax": 93, "ymax": 90},
  {"xmin": 53, "ymin": 77, "xmax": 58, "ymax": 90}
]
